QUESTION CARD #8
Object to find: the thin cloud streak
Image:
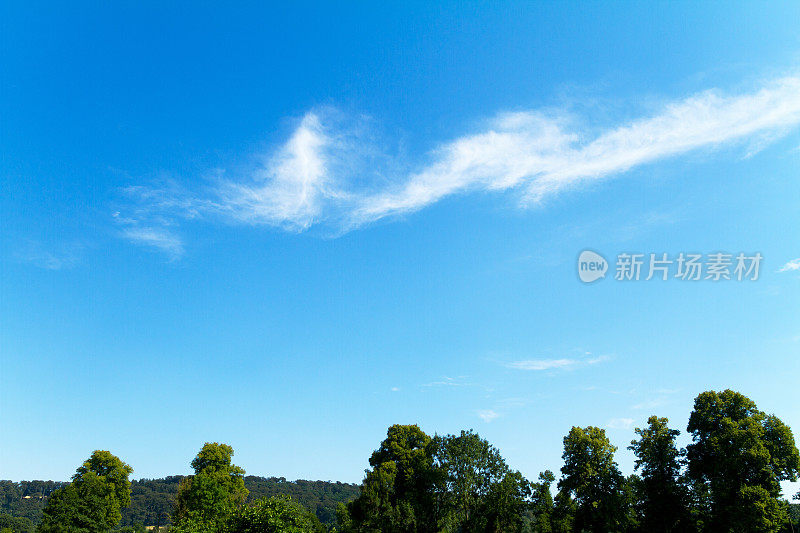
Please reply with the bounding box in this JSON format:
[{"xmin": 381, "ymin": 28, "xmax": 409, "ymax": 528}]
[
  {"xmin": 422, "ymin": 376, "xmax": 470, "ymax": 388},
  {"xmin": 121, "ymin": 227, "xmax": 184, "ymax": 259},
  {"xmin": 477, "ymin": 409, "xmax": 500, "ymax": 423},
  {"xmin": 507, "ymin": 359, "xmax": 577, "ymax": 371},
  {"xmin": 16, "ymin": 242, "xmax": 84, "ymax": 270},
  {"xmin": 120, "ymin": 74, "xmax": 800, "ymax": 255},
  {"xmin": 506, "ymin": 356, "xmax": 609, "ymax": 371},
  {"xmin": 778, "ymin": 258, "xmax": 800, "ymax": 272}
]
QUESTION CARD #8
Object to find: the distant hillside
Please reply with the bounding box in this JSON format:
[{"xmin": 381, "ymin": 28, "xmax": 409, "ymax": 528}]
[
  {"xmin": 242, "ymin": 476, "xmax": 359, "ymax": 526},
  {"xmin": 0, "ymin": 477, "xmax": 359, "ymax": 529},
  {"xmin": 0, "ymin": 480, "xmax": 67, "ymax": 527}
]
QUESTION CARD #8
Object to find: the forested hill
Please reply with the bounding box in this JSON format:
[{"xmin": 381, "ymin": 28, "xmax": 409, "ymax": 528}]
[
  {"xmin": 0, "ymin": 476, "xmax": 360, "ymax": 529},
  {"xmin": 243, "ymin": 476, "xmax": 359, "ymax": 525}
]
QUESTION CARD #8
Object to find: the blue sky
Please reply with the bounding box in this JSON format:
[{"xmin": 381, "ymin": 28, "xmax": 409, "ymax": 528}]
[{"xmin": 2, "ymin": 1, "xmax": 800, "ymax": 497}]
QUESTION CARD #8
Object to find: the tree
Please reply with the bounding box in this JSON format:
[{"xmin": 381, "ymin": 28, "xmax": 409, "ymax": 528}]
[
  {"xmin": 525, "ymin": 471, "xmax": 554, "ymax": 533},
  {"xmin": 686, "ymin": 390, "xmax": 800, "ymax": 533},
  {"xmin": 558, "ymin": 426, "xmax": 628, "ymax": 533},
  {"xmin": 628, "ymin": 416, "xmax": 692, "ymax": 532},
  {"xmin": 341, "ymin": 424, "xmax": 438, "ymax": 532},
  {"xmin": 432, "ymin": 429, "xmax": 529, "ymax": 532},
  {"xmin": 0, "ymin": 512, "xmax": 34, "ymax": 533},
  {"xmin": 227, "ymin": 495, "xmax": 324, "ymax": 533},
  {"xmin": 37, "ymin": 450, "xmax": 133, "ymax": 533},
  {"xmin": 341, "ymin": 426, "xmax": 529, "ymax": 532},
  {"xmin": 483, "ymin": 470, "xmax": 531, "ymax": 533},
  {"xmin": 549, "ymin": 489, "xmax": 576, "ymax": 533},
  {"xmin": 169, "ymin": 516, "xmax": 217, "ymax": 533},
  {"xmin": 173, "ymin": 443, "xmax": 249, "ymax": 530},
  {"xmin": 524, "ymin": 471, "xmax": 554, "ymax": 533}
]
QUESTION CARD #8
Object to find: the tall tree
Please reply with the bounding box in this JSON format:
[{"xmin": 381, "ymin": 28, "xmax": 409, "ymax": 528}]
[
  {"xmin": 628, "ymin": 416, "xmax": 692, "ymax": 532},
  {"xmin": 526, "ymin": 471, "xmax": 554, "ymax": 533},
  {"xmin": 525, "ymin": 470, "xmax": 554, "ymax": 533},
  {"xmin": 341, "ymin": 424, "xmax": 438, "ymax": 532},
  {"xmin": 37, "ymin": 450, "xmax": 133, "ymax": 533},
  {"xmin": 173, "ymin": 442, "xmax": 249, "ymax": 530},
  {"xmin": 686, "ymin": 390, "xmax": 800, "ymax": 533},
  {"xmin": 432, "ymin": 429, "xmax": 529, "ymax": 532},
  {"xmin": 341, "ymin": 426, "xmax": 529, "ymax": 532},
  {"xmin": 558, "ymin": 426, "xmax": 628, "ymax": 533}
]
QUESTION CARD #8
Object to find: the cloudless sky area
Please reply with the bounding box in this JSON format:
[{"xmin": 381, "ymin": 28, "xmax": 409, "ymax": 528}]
[{"xmin": 2, "ymin": 1, "xmax": 800, "ymax": 497}]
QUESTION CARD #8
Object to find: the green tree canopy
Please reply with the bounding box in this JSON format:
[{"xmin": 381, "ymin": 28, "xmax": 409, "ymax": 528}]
[
  {"xmin": 686, "ymin": 389, "xmax": 800, "ymax": 533},
  {"xmin": 0, "ymin": 512, "xmax": 34, "ymax": 533},
  {"xmin": 227, "ymin": 496, "xmax": 324, "ymax": 533},
  {"xmin": 174, "ymin": 443, "xmax": 249, "ymax": 530},
  {"xmin": 432, "ymin": 429, "xmax": 529, "ymax": 532},
  {"xmin": 628, "ymin": 416, "xmax": 692, "ymax": 532},
  {"xmin": 341, "ymin": 426, "xmax": 531, "ymax": 532},
  {"xmin": 526, "ymin": 470, "xmax": 554, "ymax": 533},
  {"xmin": 341, "ymin": 424, "xmax": 437, "ymax": 532},
  {"xmin": 558, "ymin": 426, "xmax": 628, "ymax": 533},
  {"xmin": 37, "ymin": 450, "xmax": 133, "ymax": 533}
]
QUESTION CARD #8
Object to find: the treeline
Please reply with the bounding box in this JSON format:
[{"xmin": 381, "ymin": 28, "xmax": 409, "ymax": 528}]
[
  {"xmin": 0, "ymin": 481, "xmax": 67, "ymax": 526},
  {"xmin": 1, "ymin": 476, "xmax": 358, "ymax": 531},
  {"xmin": 119, "ymin": 476, "xmax": 358, "ymax": 527},
  {"xmin": 338, "ymin": 390, "xmax": 800, "ymax": 533},
  {"xmin": 244, "ymin": 477, "xmax": 359, "ymax": 526},
  {"xmin": 3, "ymin": 389, "xmax": 800, "ymax": 533}
]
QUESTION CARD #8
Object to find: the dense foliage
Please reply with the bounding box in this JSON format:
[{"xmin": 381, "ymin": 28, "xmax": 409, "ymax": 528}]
[
  {"xmin": 2, "ymin": 389, "xmax": 799, "ymax": 533},
  {"xmin": 558, "ymin": 426, "xmax": 629, "ymax": 532},
  {"xmin": 37, "ymin": 450, "xmax": 134, "ymax": 533},
  {"xmin": 338, "ymin": 389, "xmax": 799, "ymax": 533},
  {"xmin": 1, "ymin": 477, "xmax": 358, "ymax": 531},
  {"xmin": 227, "ymin": 495, "xmax": 325, "ymax": 533},
  {"xmin": 243, "ymin": 477, "xmax": 359, "ymax": 526},
  {"xmin": 627, "ymin": 416, "xmax": 692, "ymax": 532},
  {"xmin": 173, "ymin": 443, "xmax": 250, "ymax": 530},
  {"xmin": 686, "ymin": 390, "xmax": 800, "ymax": 532},
  {"xmin": 0, "ymin": 481, "xmax": 67, "ymax": 526},
  {"xmin": 122, "ymin": 476, "xmax": 184, "ymax": 528}
]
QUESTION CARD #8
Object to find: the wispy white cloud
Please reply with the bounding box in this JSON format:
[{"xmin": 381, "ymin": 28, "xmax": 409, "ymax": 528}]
[
  {"xmin": 778, "ymin": 258, "xmax": 800, "ymax": 272},
  {"xmin": 16, "ymin": 241, "xmax": 84, "ymax": 270},
  {"xmin": 507, "ymin": 355, "xmax": 608, "ymax": 371},
  {"xmin": 507, "ymin": 358, "xmax": 576, "ymax": 371},
  {"xmin": 477, "ymin": 409, "xmax": 500, "ymax": 423},
  {"xmin": 356, "ymin": 76, "xmax": 800, "ymax": 222},
  {"xmin": 119, "ymin": 74, "xmax": 800, "ymax": 255},
  {"xmin": 121, "ymin": 226, "xmax": 184, "ymax": 259},
  {"xmin": 422, "ymin": 376, "xmax": 470, "ymax": 387},
  {"xmin": 213, "ymin": 113, "xmax": 340, "ymax": 230},
  {"xmin": 606, "ymin": 417, "xmax": 634, "ymax": 430}
]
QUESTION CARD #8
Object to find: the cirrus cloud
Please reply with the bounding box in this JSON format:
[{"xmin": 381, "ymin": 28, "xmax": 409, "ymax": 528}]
[
  {"xmin": 118, "ymin": 74, "xmax": 800, "ymax": 256},
  {"xmin": 506, "ymin": 355, "xmax": 609, "ymax": 371},
  {"xmin": 778, "ymin": 258, "xmax": 800, "ymax": 272},
  {"xmin": 477, "ymin": 409, "xmax": 500, "ymax": 423}
]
